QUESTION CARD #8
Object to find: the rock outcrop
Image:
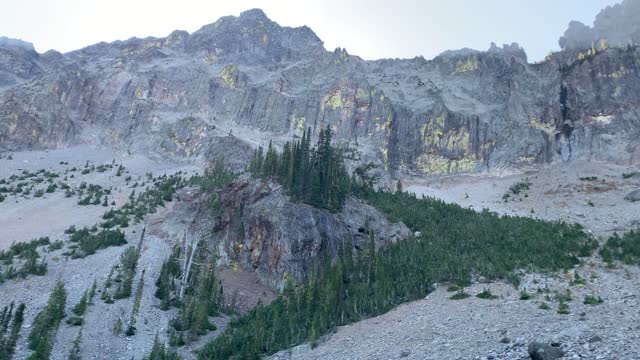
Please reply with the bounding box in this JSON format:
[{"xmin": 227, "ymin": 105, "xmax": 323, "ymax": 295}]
[
  {"xmin": 528, "ymin": 342, "xmax": 565, "ymax": 360},
  {"xmin": 209, "ymin": 179, "xmax": 410, "ymax": 289},
  {"xmin": 559, "ymin": 0, "xmax": 640, "ymax": 50},
  {"xmin": 1, "ymin": 7, "xmax": 639, "ymax": 172},
  {"xmin": 625, "ymin": 189, "xmax": 640, "ymax": 202}
]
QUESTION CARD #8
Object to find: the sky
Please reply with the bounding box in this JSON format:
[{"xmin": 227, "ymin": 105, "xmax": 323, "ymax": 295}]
[{"xmin": 0, "ymin": 0, "xmax": 622, "ymax": 62}]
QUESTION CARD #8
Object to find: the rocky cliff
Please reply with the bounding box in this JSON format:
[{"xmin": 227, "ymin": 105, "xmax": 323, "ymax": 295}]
[
  {"xmin": 1, "ymin": 5, "xmax": 639, "ymax": 173},
  {"xmin": 207, "ymin": 179, "xmax": 410, "ymax": 289}
]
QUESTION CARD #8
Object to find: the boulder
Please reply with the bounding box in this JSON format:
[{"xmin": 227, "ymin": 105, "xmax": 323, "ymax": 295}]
[
  {"xmin": 528, "ymin": 342, "xmax": 564, "ymax": 360},
  {"xmin": 624, "ymin": 189, "xmax": 640, "ymax": 202}
]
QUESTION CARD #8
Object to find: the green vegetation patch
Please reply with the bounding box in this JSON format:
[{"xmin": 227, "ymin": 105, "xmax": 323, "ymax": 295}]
[
  {"xmin": 449, "ymin": 291, "xmax": 471, "ymax": 300},
  {"xmin": 583, "ymin": 295, "xmax": 604, "ymax": 305},
  {"xmin": 0, "ymin": 302, "xmax": 26, "ymax": 360},
  {"xmin": 69, "ymin": 228, "xmax": 126, "ymax": 258},
  {"xmin": 28, "ymin": 281, "xmax": 67, "ymax": 359},
  {"xmin": 600, "ymin": 230, "xmax": 640, "ymax": 265},
  {"xmin": 476, "ymin": 289, "xmax": 498, "ymax": 300}
]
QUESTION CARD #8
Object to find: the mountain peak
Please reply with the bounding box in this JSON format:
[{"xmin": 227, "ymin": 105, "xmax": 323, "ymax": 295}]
[
  {"xmin": 0, "ymin": 36, "xmax": 35, "ymax": 51},
  {"xmin": 239, "ymin": 8, "xmax": 268, "ymax": 20}
]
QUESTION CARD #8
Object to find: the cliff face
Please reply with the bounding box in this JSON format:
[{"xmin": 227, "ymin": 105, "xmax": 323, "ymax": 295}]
[
  {"xmin": 209, "ymin": 180, "xmax": 410, "ymax": 289},
  {"xmin": 1, "ymin": 8, "xmax": 639, "ymax": 172}
]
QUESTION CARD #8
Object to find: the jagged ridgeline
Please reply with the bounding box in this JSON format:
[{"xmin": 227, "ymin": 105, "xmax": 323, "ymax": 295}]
[{"xmin": 199, "ymin": 132, "xmax": 598, "ymax": 359}]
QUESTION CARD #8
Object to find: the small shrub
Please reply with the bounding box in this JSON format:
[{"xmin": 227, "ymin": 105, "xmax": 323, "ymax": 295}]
[
  {"xmin": 446, "ymin": 285, "xmax": 460, "ymax": 292},
  {"xmin": 65, "ymin": 316, "xmax": 83, "ymax": 326},
  {"xmin": 476, "ymin": 289, "xmax": 497, "ymax": 300},
  {"xmin": 113, "ymin": 318, "xmax": 123, "ymax": 334},
  {"xmin": 583, "ymin": 295, "xmax": 604, "ymax": 305},
  {"xmin": 538, "ymin": 302, "xmax": 550, "ymax": 310},
  {"xmin": 47, "ymin": 241, "xmax": 64, "ymax": 252},
  {"xmin": 557, "ymin": 301, "xmax": 570, "ymax": 315},
  {"xmin": 554, "ymin": 289, "xmax": 573, "ymax": 302},
  {"xmin": 449, "ymin": 291, "xmax": 470, "ymax": 300},
  {"xmin": 570, "ymin": 272, "xmax": 587, "ymax": 286},
  {"xmin": 519, "ymin": 290, "xmax": 532, "ymax": 300}
]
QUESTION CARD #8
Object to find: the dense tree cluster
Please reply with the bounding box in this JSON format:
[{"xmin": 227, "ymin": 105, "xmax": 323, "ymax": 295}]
[
  {"xmin": 199, "ymin": 152, "xmax": 597, "ymax": 359},
  {"xmin": 248, "ymin": 127, "xmax": 351, "ymax": 212},
  {"xmin": 155, "ymin": 246, "xmax": 182, "ymax": 310},
  {"xmin": 114, "ymin": 230, "xmax": 145, "ymax": 300},
  {"xmin": 0, "ymin": 302, "xmax": 25, "ymax": 360},
  {"xmin": 600, "ymin": 230, "xmax": 640, "ymax": 264},
  {"xmin": 167, "ymin": 242, "xmax": 224, "ymax": 346}
]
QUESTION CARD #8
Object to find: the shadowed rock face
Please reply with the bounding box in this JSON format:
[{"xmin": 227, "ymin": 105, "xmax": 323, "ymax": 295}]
[
  {"xmin": 210, "ymin": 180, "xmax": 410, "ymax": 289},
  {"xmin": 559, "ymin": 0, "xmax": 640, "ymax": 50},
  {"xmin": 0, "ymin": 8, "xmax": 639, "ymax": 172}
]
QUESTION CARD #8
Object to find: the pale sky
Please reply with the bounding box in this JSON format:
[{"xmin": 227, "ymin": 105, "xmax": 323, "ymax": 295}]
[{"xmin": 0, "ymin": 0, "xmax": 621, "ymax": 62}]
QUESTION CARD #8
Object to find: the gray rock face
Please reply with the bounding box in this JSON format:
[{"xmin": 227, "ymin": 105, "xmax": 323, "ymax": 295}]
[
  {"xmin": 210, "ymin": 180, "xmax": 410, "ymax": 289},
  {"xmin": 0, "ymin": 7, "xmax": 639, "ymax": 173},
  {"xmin": 528, "ymin": 342, "xmax": 565, "ymax": 360},
  {"xmin": 559, "ymin": 0, "xmax": 640, "ymax": 50},
  {"xmin": 625, "ymin": 189, "xmax": 640, "ymax": 202}
]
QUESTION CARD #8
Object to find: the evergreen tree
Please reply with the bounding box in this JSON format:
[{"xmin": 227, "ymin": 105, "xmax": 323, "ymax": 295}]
[
  {"xmin": 248, "ymin": 126, "xmax": 351, "ymax": 212},
  {"xmin": 0, "ymin": 303, "xmax": 25, "ymax": 360},
  {"xmin": 28, "ymin": 281, "xmax": 67, "ymax": 359}
]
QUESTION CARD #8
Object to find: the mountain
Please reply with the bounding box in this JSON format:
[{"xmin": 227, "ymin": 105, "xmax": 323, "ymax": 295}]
[{"xmin": 1, "ymin": 6, "xmax": 639, "ymax": 175}]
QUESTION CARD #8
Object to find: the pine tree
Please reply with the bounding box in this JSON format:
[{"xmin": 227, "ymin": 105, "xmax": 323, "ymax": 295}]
[{"xmin": 28, "ymin": 281, "xmax": 67, "ymax": 359}]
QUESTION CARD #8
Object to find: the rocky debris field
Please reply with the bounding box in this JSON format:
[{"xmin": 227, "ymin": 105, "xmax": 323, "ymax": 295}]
[
  {"xmin": 0, "ymin": 146, "xmax": 205, "ymax": 360},
  {"xmin": 270, "ymin": 263, "xmax": 640, "ymax": 360},
  {"xmin": 406, "ymin": 160, "xmax": 640, "ymax": 238},
  {"xmin": 0, "ymin": 145, "xmax": 199, "ymax": 249}
]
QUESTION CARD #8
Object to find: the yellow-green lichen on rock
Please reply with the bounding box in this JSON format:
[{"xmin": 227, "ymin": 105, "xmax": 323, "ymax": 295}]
[
  {"xmin": 142, "ymin": 41, "xmax": 162, "ymax": 50},
  {"xmin": 416, "ymin": 153, "xmax": 479, "ymax": 174},
  {"xmin": 205, "ymin": 51, "xmax": 217, "ymax": 64},
  {"xmin": 375, "ymin": 112, "xmax": 393, "ymax": 132},
  {"xmin": 322, "ymin": 89, "xmax": 344, "ymax": 111},
  {"xmin": 481, "ymin": 140, "xmax": 495, "ymax": 154},
  {"xmin": 421, "ymin": 112, "xmax": 447, "ymax": 146},
  {"xmin": 380, "ymin": 146, "xmax": 389, "ymax": 171},
  {"xmin": 608, "ymin": 66, "xmax": 627, "ymax": 79},
  {"xmin": 356, "ymin": 88, "xmax": 370, "ymax": 100},
  {"xmin": 417, "ymin": 111, "xmax": 480, "ymax": 174},
  {"xmin": 134, "ymin": 87, "xmax": 146, "ymax": 99},
  {"xmin": 517, "ymin": 155, "xmax": 537, "ymax": 163},
  {"xmin": 219, "ymin": 64, "xmax": 239, "ymax": 88},
  {"xmin": 529, "ymin": 116, "xmax": 555, "ymax": 134},
  {"xmin": 444, "ymin": 127, "xmax": 470, "ymax": 150},
  {"xmin": 454, "ymin": 56, "xmax": 479, "ymax": 74},
  {"xmin": 289, "ymin": 113, "xmax": 306, "ymax": 132}
]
